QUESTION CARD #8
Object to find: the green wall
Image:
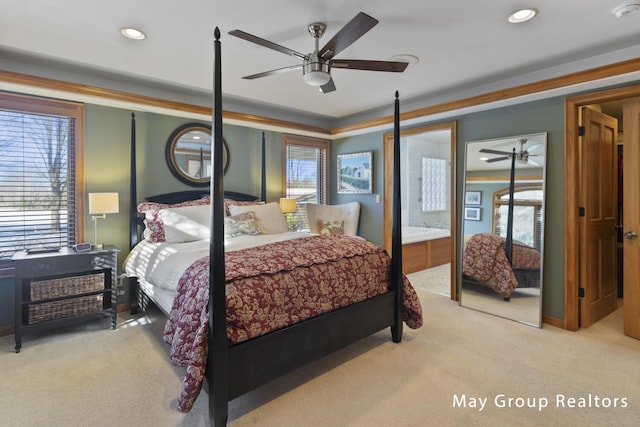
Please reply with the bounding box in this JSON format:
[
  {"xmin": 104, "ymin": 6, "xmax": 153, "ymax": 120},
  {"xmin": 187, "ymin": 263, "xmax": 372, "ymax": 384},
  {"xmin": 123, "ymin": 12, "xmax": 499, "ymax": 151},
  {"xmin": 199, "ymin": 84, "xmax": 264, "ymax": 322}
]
[
  {"xmin": 83, "ymin": 105, "xmax": 286, "ymax": 263},
  {"xmin": 331, "ymin": 131, "xmax": 386, "ymax": 245}
]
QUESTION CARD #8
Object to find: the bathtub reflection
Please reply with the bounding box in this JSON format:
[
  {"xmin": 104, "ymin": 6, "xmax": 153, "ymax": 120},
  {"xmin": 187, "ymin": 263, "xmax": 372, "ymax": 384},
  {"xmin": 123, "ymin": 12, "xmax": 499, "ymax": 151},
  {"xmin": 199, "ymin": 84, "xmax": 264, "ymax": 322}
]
[{"xmin": 402, "ymin": 226, "xmax": 450, "ymax": 244}]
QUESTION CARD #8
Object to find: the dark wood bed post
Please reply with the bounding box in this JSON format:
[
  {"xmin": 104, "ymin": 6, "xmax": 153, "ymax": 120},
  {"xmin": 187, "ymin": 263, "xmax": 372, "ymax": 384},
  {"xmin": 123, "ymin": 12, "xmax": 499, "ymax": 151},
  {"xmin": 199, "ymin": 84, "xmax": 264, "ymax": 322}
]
[
  {"xmin": 129, "ymin": 112, "xmax": 138, "ymax": 250},
  {"xmin": 505, "ymin": 148, "xmax": 516, "ymax": 264},
  {"xmin": 208, "ymin": 27, "xmax": 229, "ymax": 427},
  {"xmin": 390, "ymin": 91, "xmax": 403, "ymax": 343},
  {"xmin": 261, "ymin": 131, "xmax": 266, "ymax": 202}
]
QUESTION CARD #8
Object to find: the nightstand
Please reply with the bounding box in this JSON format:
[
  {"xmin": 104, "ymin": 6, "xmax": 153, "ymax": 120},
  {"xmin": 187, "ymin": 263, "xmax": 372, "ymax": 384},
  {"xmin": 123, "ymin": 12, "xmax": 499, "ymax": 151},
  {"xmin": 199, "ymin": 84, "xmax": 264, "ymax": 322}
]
[{"xmin": 12, "ymin": 246, "xmax": 119, "ymax": 352}]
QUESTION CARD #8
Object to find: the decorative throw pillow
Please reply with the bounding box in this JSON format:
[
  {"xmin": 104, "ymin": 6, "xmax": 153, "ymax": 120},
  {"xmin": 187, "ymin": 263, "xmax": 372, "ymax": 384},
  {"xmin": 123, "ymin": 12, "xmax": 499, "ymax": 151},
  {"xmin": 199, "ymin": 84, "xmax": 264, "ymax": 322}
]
[
  {"xmin": 159, "ymin": 204, "xmax": 210, "ymax": 243},
  {"xmin": 137, "ymin": 197, "xmax": 210, "ymax": 242},
  {"xmin": 318, "ymin": 219, "xmax": 344, "ymax": 236},
  {"xmin": 224, "ymin": 212, "xmax": 262, "ymax": 239},
  {"xmin": 228, "ymin": 202, "xmax": 288, "ymax": 234},
  {"xmin": 224, "ymin": 198, "xmax": 263, "ymax": 216}
]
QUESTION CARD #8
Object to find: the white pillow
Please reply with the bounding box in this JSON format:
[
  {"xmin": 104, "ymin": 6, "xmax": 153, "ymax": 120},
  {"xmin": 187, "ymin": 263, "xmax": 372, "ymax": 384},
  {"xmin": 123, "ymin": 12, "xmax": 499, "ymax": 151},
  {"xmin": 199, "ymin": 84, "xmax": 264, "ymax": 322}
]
[
  {"xmin": 228, "ymin": 202, "xmax": 287, "ymax": 234},
  {"xmin": 159, "ymin": 204, "xmax": 210, "ymax": 243}
]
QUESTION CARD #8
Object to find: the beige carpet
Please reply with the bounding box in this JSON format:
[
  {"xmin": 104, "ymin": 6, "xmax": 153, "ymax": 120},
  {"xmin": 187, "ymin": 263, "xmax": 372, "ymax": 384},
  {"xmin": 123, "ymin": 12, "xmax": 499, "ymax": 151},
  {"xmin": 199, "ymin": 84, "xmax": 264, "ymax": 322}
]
[
  {"xmin": 1, "ymin": 290, "xmax": 639, "ymax": 427},
  {"xmin": 407, "ymin": 263, "xmax": 451, "ymax": 297},
  {"xmin": 460, "ymin": 286, "xmax": 541, "ymax": 327}
]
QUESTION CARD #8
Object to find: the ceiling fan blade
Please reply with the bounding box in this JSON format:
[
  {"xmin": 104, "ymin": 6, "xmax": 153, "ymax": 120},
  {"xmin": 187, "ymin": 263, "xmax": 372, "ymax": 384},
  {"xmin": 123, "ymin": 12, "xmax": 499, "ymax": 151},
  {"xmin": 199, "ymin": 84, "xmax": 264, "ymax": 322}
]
[
  {"xmin": 242, "ymin": 64, "xmax": 303, "ymax": 80},
  {"xmin": 480, "ymin": 148, "xmax": 512, "ymax": 156},
  {"xmin": 229, "ymin": 29, "xmax": 307, "ymax": 60},
  {"xmin": 318, "ymin": 12, "xmax": 378, "ymax": 60},
  {"xmin": 330, "ymin": 59, "xmax": 408, "ymax": 72},
  {"xmin": 485, "ymin": 156, "xmax": 510, "ymax": 163},
  {"xmin": 320, "ymin": 77, "xmax": 336, "ymax": 93}
]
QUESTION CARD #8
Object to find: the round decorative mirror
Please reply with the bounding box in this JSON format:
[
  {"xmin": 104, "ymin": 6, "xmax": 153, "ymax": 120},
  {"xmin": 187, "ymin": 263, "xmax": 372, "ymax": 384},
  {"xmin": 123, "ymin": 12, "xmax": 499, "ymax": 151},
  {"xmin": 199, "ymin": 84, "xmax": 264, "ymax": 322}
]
[{"xmin": 165, "ymin": 123, "xmax": 229, "ymax": 187}]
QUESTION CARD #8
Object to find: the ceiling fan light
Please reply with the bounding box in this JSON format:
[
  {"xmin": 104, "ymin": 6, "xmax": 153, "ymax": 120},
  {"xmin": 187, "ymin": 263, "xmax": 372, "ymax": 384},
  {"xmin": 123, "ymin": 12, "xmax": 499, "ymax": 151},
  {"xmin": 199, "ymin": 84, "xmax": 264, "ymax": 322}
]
[
  {"xmin": 303, "ymin": 59, "xmax": 331, "ymax": 86},
  {"xmin": 304, "ymin": 70, "xmax": 331, "ymax": 86}
]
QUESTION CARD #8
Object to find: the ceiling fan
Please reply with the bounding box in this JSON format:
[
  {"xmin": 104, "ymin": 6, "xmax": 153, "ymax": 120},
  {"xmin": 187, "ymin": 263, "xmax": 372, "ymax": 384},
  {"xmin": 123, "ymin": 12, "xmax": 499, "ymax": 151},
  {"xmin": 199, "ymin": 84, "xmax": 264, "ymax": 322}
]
[
  {"xmin": 480, "ymin": 138, "xmax": 543, "ymax": 166},
  {"xmin": 228, "ymin": 12, "xmax": 409, "ymax": 93}
]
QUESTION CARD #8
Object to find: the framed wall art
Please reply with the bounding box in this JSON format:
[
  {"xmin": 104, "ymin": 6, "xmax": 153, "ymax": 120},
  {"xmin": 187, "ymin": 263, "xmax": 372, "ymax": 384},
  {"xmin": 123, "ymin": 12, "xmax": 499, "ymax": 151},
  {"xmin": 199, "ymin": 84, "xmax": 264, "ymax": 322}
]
[
  {"xmin": 465, "ymin": 191, "xmax": 482, "ymax": 205},
  {"xmin": 337, "ymin": 151, "xmax": 373, "ymax": 194},
  {"xmin": 464, "ymin": 207, "xmax": 481, "ymax": 221}
]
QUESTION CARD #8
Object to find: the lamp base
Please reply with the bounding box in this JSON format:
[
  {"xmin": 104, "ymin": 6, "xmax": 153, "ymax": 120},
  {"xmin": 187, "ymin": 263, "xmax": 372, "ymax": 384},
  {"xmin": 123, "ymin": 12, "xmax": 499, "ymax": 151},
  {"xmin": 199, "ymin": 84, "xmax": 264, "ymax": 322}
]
[{"xmin": 92, "ymin": 214, "xmax": 106, "ymax": 251}]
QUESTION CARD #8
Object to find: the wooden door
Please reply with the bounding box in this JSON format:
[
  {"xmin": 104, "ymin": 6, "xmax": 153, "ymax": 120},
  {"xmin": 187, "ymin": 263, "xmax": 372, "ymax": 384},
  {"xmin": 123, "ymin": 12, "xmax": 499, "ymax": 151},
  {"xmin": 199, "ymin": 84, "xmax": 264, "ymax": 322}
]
[
  {"xmin": 579, "ymin": 107, "xmax": 618, "ymax": 327},
  {"xmin": 623, "ymin": 101, "xmax": 640, "ymax": 339}
]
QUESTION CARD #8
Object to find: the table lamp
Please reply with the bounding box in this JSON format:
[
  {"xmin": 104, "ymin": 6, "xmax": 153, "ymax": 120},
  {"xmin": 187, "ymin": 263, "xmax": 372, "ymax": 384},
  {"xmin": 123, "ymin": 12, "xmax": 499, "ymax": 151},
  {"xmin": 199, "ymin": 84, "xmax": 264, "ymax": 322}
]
[
  {"xmin": 279, "ymin": 198, "xmax": 298, "ymax": 230},
  {"xmin": 88, "ymin": 192, "xmax": 119, "ymax": 249}
]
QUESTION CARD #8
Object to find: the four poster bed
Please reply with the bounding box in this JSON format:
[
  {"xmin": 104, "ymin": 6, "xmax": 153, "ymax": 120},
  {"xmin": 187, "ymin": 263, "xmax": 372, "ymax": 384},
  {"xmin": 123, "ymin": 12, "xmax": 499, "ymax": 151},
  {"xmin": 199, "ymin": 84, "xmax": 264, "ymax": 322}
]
[
  {"xmin": 461, "ymin": 149, "xmax": 541, "ymax": 300},
  {"xmin": 124, "ymin": 28, "xmax": 421, "ymax": 427}
]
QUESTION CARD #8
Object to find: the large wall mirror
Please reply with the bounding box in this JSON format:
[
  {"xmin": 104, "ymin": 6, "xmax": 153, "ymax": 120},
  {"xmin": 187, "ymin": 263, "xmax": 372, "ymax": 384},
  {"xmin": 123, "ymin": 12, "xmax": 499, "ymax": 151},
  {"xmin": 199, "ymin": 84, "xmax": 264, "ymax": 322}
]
[
  {"xmin": 460, "ymin": 132, "xmax": 547, "ymax": 327},
  {"xmin": 165, "ymin": 123, "xmax": 228, "ymax": 187},
  {"xmin": 383, "ymin": 121, "xmax": 457, "ymax": 300}
]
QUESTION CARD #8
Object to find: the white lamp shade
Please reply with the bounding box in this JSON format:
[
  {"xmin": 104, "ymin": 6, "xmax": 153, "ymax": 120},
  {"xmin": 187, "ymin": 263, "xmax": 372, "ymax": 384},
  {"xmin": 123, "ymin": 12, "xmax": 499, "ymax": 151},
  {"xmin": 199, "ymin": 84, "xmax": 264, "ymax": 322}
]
[
  {"xmin": 88, "ymin": 192, "xmax": 120, "ymax": 215},
  {"xmin": 303, "ymin": 70, "xmax": 330, "ymax": 86},
  {"xmin": 279, "ymin": 198, "xmax": 297, "ymax": 214}
]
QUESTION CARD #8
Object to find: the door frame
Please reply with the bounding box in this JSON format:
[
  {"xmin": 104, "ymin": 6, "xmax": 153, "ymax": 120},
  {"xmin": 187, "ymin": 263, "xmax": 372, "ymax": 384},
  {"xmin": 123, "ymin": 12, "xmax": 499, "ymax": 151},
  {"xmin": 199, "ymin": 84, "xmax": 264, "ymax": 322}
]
[
  {"xmin": 383, "ymin": 121, "xmax": 458, "ymax": 301},
  {"xmin": 565, "ymin": 83, "xmax": 640, "ymax": 330}
]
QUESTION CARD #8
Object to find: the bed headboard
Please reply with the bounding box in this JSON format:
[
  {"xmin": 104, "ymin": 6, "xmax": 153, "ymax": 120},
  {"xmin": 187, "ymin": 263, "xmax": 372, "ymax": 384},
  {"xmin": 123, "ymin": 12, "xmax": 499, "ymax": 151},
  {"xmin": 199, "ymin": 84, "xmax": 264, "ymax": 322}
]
[
  {"xmin": 130, "ymin": 190, "xmax": 259, "ymax": 246},
  {"xmin": 145, "ymin": 190, "xmax": 257, "ymax": 205}
]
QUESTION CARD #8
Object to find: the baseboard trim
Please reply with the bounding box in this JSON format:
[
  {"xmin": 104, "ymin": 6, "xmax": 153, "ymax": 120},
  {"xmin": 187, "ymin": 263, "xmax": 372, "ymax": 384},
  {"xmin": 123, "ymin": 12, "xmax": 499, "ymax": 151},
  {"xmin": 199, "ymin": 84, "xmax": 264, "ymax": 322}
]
[
  {"xmin": 543, "ymin": 315, "xmax": 564, "ymax": 329},
  {"xmin": 0, "ymin": 325, "xmax": 14, "ymax": 337},
  {"xmin": 117, "ymin": 304, "xmax": 131, "ymax": 313}
]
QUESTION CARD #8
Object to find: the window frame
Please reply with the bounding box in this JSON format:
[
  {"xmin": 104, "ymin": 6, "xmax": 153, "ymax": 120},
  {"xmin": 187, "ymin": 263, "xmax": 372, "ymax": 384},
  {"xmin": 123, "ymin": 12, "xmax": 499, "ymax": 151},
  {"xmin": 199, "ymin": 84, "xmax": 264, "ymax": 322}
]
[
  {"xmin": 0, "ymin": 92, "xmax": 85, "ymax": 272},
  {"xmin": 492, "ymin": 183, "xmax": 543, "ymax": 250}
]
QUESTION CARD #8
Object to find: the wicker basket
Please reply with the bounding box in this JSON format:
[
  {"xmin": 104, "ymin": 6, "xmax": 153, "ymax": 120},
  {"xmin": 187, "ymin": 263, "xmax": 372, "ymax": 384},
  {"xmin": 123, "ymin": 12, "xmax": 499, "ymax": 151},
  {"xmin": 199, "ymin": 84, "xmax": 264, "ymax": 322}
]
[
  {"xmin": 27, "ymin": 272, "xmax": 105, "ymax": 324},
  {"xmin": 28, "ymin": 295, "xmax": 103, "ymax": 324}
]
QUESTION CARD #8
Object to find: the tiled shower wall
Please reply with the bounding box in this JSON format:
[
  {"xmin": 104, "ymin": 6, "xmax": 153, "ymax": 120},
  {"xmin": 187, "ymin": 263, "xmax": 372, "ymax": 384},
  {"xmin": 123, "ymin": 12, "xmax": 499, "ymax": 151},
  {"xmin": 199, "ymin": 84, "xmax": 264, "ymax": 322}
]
[{"xmin": 401, "ymin": 137, "xmax": 451, "ymax": 229}]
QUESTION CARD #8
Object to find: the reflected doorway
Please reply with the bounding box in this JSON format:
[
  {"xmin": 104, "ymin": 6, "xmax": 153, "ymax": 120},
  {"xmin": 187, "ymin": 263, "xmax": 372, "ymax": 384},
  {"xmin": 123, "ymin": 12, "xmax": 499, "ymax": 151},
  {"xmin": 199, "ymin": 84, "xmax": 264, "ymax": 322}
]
[{"xmin": 383, "ymin": 121, "xmax": 457, "ymax": 300}]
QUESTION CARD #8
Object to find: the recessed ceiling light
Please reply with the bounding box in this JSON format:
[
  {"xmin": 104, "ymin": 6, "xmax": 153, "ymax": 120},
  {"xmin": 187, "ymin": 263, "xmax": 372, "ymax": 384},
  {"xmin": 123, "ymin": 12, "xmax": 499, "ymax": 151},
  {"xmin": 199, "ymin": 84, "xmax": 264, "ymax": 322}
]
[
  {"xmin": 508, "ymin": 8, "xmax": 538, "ymax": 24},
  {"xmin": 612, "ymin": 3, "xmax": 640, "ymax": 18},
  {"xmin": 120, "ymin": 28, "xmax": 146, "ymax": 40}
]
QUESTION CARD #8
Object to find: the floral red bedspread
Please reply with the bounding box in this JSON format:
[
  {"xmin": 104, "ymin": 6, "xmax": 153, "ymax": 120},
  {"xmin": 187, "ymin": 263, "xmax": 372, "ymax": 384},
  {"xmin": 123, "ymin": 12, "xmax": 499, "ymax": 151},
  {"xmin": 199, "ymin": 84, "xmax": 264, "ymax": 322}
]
[
  {"xmin": 462, "ymin": 233, "xmax": 540, "ymax": 297},
  {"xmin": 162, "ymin": 234, "xmax": 423, "ymax": 412}
]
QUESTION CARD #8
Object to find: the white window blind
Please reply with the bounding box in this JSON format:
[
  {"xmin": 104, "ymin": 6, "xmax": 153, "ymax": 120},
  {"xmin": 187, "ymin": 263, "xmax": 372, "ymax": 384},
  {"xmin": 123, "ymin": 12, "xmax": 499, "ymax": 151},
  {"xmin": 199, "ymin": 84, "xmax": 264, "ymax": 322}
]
[
  {"xmin": 494, "ymin": 187, "xmax": 543, "ymax": 250},
  {"xmin": 283, "ymin": 135, "xmax": 328, "ymax": 231},
  {"xmin": 0, "ymin": 107, "xmax": 78, "ymax": 259}
]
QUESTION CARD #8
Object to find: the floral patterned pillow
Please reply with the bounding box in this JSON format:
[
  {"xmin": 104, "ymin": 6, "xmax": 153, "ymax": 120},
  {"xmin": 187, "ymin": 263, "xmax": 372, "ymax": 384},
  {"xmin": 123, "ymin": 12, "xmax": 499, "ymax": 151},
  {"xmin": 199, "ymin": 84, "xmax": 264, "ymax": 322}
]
[
  {"xmin": 224, "ymin": 212, "xmax": 262, "ymax": 239},
  {"xmin": 318, "ymin": 219, "xmax": 344, "ymax": 236},
  {"xmin": 138, "ymin": 197, "xmax": 210, "ymax": 242}
]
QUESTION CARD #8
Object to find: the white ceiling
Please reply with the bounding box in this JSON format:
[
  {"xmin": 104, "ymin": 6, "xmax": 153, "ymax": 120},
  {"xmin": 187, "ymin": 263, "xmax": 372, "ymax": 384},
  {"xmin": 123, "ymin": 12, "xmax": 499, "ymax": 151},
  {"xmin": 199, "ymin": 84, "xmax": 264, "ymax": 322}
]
[{"xmin": 1, "ymin": 1, "xmax": 640, "ymax": 123}]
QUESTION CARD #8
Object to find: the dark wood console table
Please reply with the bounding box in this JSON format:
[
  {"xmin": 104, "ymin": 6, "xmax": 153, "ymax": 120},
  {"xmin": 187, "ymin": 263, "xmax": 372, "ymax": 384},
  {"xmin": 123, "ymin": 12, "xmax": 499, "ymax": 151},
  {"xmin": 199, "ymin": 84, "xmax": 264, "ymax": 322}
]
[{"xmin": 12, "ymin": 246, "xmax": 118, "ymax": 352}]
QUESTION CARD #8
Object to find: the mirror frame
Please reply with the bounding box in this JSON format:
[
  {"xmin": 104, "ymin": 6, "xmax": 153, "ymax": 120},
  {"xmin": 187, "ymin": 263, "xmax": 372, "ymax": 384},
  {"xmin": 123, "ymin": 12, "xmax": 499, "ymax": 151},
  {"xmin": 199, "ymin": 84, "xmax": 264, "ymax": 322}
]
[
  {"xmin": 165, "ymin": 123, "xmax": 228, "ymax": 187},
  {"xmin": 460, "ymin": 132, "xmax": 546, "ymax": 327}
]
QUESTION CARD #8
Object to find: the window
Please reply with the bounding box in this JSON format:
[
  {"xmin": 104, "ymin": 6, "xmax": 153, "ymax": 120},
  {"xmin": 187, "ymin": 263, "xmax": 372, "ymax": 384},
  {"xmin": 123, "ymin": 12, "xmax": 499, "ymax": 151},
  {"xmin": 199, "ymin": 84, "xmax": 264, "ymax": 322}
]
[
  {"xmin": 493, "ymin": 184, "xmax": 543, "ymax": 250},
  {"xmin": 282, "ymin": 134, "xmax": 329, "ymax": 231},
  {"xmin": 0, "ymin": 93, "xmax": 84, "ymax": 260}
]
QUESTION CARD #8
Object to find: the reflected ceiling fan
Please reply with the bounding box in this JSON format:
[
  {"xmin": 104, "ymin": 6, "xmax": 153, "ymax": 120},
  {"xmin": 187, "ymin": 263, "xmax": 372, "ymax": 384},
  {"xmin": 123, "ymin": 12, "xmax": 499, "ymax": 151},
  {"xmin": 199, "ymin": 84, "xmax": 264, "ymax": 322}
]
[
  {"xmin": 228, "ymin": 12, "xmax": 409, "ymax": 93},
  {"xmin": 480, "ymin": 138, "xmax": 543, "ymax": 166}
]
